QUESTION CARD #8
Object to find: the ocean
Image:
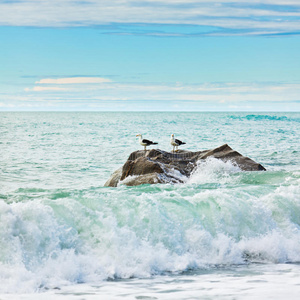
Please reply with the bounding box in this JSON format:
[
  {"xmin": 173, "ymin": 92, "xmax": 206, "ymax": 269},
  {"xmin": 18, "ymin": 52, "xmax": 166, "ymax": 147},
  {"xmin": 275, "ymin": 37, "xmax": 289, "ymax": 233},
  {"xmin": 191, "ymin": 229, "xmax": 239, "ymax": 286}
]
[{"xmin": 0, "ymin": 112, "xmax": 300, "ymax": 299}]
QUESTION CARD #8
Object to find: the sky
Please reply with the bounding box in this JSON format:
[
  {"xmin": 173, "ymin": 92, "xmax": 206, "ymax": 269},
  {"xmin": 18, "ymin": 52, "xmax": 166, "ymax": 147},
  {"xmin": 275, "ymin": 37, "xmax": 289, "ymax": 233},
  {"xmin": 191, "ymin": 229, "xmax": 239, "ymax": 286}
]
[{"xmin": 0, "ymin": 0, "xmax": 300, "ymax": 111}]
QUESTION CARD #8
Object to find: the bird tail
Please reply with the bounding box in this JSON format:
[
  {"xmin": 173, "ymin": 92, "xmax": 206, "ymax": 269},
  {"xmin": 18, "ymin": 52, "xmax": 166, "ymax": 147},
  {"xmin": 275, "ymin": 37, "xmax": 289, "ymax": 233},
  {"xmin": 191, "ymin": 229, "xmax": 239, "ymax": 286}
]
[
  {"xmin": 182, "ymin": 142, "xmax": 186, "ymax": 145},
  {"xmin": 152, "ymin": 142, "xmax": 158, "ymax": 145}
]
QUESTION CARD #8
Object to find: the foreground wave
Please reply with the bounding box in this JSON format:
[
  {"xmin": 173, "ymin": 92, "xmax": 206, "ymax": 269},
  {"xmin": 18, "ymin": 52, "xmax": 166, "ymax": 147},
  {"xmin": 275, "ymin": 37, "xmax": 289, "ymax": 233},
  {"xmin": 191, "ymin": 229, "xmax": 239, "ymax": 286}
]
[{"xmin": 1, "ymin": 159, "xmax": 300, "ymax": 293}]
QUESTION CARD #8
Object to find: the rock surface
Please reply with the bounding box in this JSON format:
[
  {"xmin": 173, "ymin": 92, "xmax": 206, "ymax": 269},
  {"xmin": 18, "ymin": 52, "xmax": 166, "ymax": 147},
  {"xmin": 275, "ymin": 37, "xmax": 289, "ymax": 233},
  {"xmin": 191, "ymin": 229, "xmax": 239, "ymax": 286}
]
[{"xmin": 104, "ymin": 144, "xmax": 266, "ymax": 187}]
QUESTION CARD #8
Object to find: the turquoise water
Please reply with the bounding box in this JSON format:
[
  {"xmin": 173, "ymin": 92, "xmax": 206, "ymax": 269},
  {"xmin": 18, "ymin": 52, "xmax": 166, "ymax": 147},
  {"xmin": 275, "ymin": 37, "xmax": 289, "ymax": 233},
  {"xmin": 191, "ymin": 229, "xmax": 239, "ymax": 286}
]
[{"xmin": 0, "ymin": 112, "xmax": 300, "ymax": 299}]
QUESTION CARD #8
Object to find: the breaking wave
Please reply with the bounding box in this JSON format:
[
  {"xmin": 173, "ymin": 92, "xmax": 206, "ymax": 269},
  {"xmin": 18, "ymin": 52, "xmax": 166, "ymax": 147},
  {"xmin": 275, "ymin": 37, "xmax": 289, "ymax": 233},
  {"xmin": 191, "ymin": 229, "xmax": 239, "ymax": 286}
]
[{"xmin": 1, "ymin": 169, "xmax": 300, "ymax": 293}]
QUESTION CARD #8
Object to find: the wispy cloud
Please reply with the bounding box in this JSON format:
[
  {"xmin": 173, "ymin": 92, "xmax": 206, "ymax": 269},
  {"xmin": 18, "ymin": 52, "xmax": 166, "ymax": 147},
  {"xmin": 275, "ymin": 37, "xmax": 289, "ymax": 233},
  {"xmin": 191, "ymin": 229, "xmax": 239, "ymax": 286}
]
[
  {"xmin": 35, "ymin": 77, "xmax": 112, "ymax": 84},
  {"xmin": 24, "ymin": 86, "xmax": 69, "ymax": 92},
  {"xmin": 0, "ymin": 0, "xmax": 300, "ymax": 35},
  {"xmin": 23, "ymin": 80, "xmax": 300, "ymax": 102},
  {"xmin": 3, "ymin": 80, "xmax": 300, "ymax": 111}
]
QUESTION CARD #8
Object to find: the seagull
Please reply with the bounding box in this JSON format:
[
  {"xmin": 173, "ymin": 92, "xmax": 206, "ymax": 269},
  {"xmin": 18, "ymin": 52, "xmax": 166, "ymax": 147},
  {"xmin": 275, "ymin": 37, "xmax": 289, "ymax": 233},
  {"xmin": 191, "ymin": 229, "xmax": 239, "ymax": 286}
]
[
  {"xmin": 136, "ymin": 134, "xmax": 158, "ymax": 151},
  {"xmin": 170, "ymin": 134, "xmax": 186, "ymax": 152}
]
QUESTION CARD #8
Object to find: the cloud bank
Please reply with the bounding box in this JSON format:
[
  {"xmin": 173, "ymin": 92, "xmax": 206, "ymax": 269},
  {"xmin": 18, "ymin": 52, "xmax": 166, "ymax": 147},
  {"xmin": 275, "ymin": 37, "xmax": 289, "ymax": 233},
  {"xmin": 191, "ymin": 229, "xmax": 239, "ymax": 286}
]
[
  {"xmin": 23, "ymin": 79, "xmax": 300, "ymax": 103},
  {"xmin": 1, "ymin": 78, "xmax": 298, "ymax": 110}
]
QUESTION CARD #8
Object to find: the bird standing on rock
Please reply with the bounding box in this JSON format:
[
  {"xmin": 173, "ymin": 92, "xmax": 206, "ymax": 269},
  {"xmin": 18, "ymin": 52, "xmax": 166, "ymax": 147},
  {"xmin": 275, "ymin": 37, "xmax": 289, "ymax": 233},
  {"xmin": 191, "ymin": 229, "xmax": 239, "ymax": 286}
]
[
  {"xmin": 170, "ymin": 134, "xmax": 186, "ymax": 152},
  {"xmin": 136, "ymin": 134, "xmax": 158, "ymax": 151}
]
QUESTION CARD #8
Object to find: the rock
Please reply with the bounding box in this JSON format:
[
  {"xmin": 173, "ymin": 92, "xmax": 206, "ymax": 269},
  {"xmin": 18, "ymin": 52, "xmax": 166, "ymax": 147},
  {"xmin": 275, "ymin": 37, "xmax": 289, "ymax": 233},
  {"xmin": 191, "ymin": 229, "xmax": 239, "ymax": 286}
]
[
  {"xmin": 104, "ymin": 144, "xmax": 266, "ymax": 187},
  {"xmin": 104, "ymin": 167, "xmax": 122, "ymax": 187},
  {"xmin": 120, "ymin": 156, "xmax": 164, "ymax": 181}
]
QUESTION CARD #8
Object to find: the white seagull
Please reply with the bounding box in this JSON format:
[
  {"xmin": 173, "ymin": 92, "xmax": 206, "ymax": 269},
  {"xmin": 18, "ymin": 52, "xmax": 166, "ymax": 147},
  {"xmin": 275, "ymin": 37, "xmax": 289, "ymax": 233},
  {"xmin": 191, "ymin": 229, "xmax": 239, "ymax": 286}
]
[
  {"xmin": 170, "ymin": 134, "xmax": 186, "ymax": 152},
  {"xmin": 136, "ymin": 134, "xmax": 158, "ymax": 151}
]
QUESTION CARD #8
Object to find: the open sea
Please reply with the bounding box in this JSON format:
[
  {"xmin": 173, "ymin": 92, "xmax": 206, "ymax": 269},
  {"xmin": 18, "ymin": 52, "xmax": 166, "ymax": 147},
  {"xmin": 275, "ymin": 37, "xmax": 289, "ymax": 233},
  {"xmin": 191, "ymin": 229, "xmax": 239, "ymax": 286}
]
[{"xmin": 1, "ymin": 111, "xmax": 300, "ymax": 299}]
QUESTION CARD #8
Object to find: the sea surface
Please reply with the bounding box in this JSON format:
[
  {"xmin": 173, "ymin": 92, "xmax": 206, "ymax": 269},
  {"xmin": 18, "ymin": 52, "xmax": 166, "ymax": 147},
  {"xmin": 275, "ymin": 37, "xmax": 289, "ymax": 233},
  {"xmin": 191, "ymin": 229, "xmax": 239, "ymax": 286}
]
[{"xmin": 0, "ymin": 112, "xmax": 300, "ymax": 299}]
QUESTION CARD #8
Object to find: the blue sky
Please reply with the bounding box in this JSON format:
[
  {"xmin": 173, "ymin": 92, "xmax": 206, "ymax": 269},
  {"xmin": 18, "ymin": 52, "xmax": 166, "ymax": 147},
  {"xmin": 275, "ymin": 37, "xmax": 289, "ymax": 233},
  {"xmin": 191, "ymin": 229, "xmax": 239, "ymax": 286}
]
[{"xmin": 0, "ymin": 0, "xmax": 300, "ymax": 111}]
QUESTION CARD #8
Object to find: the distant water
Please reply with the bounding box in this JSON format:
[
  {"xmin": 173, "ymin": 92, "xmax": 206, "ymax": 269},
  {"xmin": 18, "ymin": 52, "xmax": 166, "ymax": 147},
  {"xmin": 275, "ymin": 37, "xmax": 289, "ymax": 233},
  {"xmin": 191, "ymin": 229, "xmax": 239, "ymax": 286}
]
[{"xmin": 0, "ymin": 112, "xmax": 300, "ymax": 299}]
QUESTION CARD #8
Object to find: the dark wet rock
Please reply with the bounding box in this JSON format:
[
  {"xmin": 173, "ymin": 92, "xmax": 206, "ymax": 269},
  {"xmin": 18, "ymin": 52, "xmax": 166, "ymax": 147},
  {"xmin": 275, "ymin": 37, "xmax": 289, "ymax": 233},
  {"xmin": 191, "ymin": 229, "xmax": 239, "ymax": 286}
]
[{"xmin": 104, "ymin": 144, "xmax": 266, "ymax": 187}]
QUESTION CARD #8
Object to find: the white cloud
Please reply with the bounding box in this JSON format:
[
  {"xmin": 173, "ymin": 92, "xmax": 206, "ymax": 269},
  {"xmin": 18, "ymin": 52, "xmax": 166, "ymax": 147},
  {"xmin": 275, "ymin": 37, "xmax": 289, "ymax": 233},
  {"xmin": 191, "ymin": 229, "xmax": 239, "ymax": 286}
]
[
  {"xmin": 25, "ymin": 86, "xmax": 68, "ymax": 91},
  {"xmin": 35, "ymin": 77, "xmax": 112, "ymax": 84}
]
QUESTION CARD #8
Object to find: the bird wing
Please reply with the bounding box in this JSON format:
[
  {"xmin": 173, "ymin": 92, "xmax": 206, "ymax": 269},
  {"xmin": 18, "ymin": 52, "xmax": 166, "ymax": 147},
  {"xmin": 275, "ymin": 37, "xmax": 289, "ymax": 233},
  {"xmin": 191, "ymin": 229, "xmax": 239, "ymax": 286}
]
[
  {"xmin": 175, "ymin": 139, "xmax": 185, "ymax": 145},
  {"xmin": 142, "ymin": 139, "xmax": 153, "ymax": 145}
]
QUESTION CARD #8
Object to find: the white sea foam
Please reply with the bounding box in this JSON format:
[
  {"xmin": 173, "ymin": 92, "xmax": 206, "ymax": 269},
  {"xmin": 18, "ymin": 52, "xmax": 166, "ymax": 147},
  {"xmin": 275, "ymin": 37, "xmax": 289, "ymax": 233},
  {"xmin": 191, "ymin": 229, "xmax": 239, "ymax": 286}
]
[
  {"xmin": 1, "ymin": 176, "xmax": 300, "ymax": 293},
  {"xmin": 187, "ymin": 157, "xmax": 241, "ymax": 185}
]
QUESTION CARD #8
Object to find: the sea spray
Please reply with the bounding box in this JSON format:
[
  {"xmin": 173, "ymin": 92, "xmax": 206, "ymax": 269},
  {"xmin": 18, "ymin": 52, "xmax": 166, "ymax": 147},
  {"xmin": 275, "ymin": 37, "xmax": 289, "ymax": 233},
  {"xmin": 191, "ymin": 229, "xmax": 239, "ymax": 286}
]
[{"xmin": 187, "ymin": 157, "xmax": 241, "ymax": 185}]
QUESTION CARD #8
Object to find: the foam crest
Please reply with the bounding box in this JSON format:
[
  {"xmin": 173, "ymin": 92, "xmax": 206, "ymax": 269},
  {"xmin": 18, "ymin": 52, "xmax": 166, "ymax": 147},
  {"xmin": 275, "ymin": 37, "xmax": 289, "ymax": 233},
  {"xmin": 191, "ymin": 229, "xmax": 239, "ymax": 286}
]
[
  {"xmin": 1, "ymin": 172, "xmax": 300, "ymax": 293},
  {"xmin": 187, "ymin": 157, "xmax": 241, "ymax": 185}
]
